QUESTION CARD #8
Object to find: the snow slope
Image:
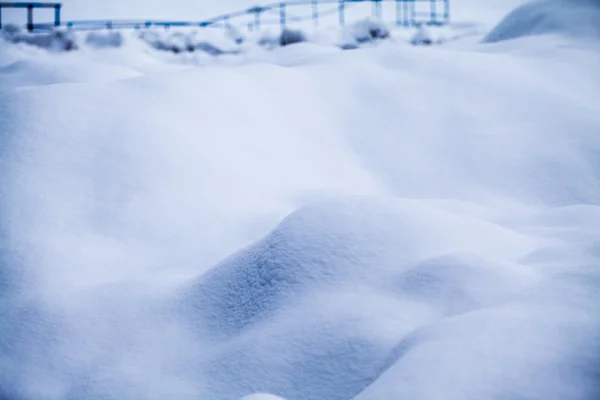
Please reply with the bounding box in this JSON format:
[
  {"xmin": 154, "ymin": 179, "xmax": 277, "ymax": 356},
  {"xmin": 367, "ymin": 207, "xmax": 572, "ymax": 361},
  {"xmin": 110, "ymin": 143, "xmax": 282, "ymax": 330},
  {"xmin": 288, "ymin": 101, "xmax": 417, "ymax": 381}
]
[
  {"xmin": 1, "ymin": 1, "xmax": 600, "ymax": 400},
  {"xmin": 485, "ymin": 0, "xmax": 600, "ymax": 42}
]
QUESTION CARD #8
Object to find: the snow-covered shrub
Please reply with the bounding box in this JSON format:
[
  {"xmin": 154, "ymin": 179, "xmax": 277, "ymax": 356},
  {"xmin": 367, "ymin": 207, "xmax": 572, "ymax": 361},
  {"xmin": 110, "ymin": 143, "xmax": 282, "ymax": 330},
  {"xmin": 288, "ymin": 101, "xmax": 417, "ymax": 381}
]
[
  {"xmin": 410, "ymin": 25, "xmax": 434, "ymax": 46},
  {"xmin": 279, "ymin": 28, "xmax": 307, "ymax": 46},
  {"xmin": 85, "ymin": 31, "xmax": 125, "ymax": 48},
  {"xmin": 484, "ymin": 0, "xmax": 600, "ymax": 43},
  {"xmin": 1, "ymin": 27, "xmax": 77, "ymax": 51},
  {"xmin": 257, "ymin": 31, "xmax": 281, "ymax": 49},
  {"xmin": 338, "ymin": 18, "xmax": 390, "ymax": 49},
  {"xmin": 138, "ymin": 29, "xmax": 236, "ymax": 56},
  {"xmin": 350, "ymin": 18, "xmax": 390, "ymax": 44},
  {"xmin": 339, "ymin": 42, "xmax": 359, "ymax": 50},
  {"xmin": 1, "ymin": 24, "xmax": 22, "ymax": 38}
]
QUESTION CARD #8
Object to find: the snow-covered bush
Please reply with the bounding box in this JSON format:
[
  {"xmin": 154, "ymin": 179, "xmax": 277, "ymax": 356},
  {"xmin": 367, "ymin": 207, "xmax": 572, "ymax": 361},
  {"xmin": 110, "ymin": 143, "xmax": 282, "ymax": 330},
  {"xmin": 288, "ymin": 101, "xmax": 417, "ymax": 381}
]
[
  {"xmin": 1, "ymin": 26, "xmax": 77, "ymax": 51},
  {"xmin": 279, "ymin": 28, "xmax": 307, "ymax": 46},
  {"xmin": 1, "ymin": 24, "xmax": 22, "ymax": 38},
  {"xmin": 257, "ymin": 31, "xmax": 281, "ymax": 49},
  {"xmin": 339, "ymin": 42, "xmax": 359, "ymax": 50},
  {"xmin": 484, "ymin": 0, "xmax": 600, "ymax": 43},
  {"xmin": 338, "ymin": 18, "xmax": 390, "ymax": 49},
  {"xmin": 350, "ymin": 18, "xmax": 390, "ymax": 44},
  {"xmin": 410, "ymin": 25, "xmax": 434, "ymax": 46},
  {"xmin": 85, "ymin": 31, "xmax": 125, "ymax": 48},
  {"xmin": 138, "ymin": 29, "xmax": 240, "ymax": 56}
]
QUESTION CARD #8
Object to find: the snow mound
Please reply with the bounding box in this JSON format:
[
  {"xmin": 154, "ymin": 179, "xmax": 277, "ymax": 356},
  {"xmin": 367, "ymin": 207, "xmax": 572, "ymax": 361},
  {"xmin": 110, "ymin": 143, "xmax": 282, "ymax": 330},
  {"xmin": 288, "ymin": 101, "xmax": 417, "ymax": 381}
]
[
  {"xmin": 355, "ymin": 293, "xmax": 600, "ymax": 400},
  {"xmin": 0, "ymin": 58, "xmax": 141, "ymax": 89},
  {"xmin": 176, "ymin": 197, "xmax": 600, "ymax": 400},
  {"xmin": 182, "ymin": 197, "xmax": 534, "ymax": 337},
  {"xmin": 484, "ymin": 0, "xmax": 600, "ymax": 43}
]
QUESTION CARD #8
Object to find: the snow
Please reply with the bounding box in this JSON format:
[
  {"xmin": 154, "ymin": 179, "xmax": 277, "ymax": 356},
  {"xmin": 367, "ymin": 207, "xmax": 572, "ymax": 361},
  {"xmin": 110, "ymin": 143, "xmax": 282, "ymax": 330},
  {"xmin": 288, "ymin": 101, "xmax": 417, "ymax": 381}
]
[
  {"xmin": 485, "ymin": 0, "xmax": 600, "ymax": 43},
  {"xmin": 1, "ymin": 1, "xmax": 600, "ymax": 400}
]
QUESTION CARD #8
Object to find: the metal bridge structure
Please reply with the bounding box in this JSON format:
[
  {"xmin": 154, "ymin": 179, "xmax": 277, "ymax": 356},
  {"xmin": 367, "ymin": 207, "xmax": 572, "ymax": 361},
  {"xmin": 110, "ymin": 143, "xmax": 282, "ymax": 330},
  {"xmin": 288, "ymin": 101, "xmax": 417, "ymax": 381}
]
[{"xmin": 0, "ymin": 0, "xmax": 449, "ymax": 33}]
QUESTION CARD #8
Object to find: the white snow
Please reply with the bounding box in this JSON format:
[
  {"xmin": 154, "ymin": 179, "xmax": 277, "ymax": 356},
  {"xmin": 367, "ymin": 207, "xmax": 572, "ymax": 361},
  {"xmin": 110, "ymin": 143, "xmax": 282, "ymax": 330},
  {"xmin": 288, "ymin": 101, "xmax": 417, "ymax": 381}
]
[
  {"xmin": 485, "ymin": 0, "xmax": 600, "ymax": 43},
  {"xmin": 1, "ymin": 1, "xmax": 600, "ymax": 400}
]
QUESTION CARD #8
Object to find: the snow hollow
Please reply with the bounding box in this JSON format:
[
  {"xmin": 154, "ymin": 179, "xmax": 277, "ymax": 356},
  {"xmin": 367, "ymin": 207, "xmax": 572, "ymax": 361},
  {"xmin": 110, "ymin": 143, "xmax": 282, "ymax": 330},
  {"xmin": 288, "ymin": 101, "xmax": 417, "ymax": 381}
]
[{"xmin": 1, "ymin": 1, "xmax": 599, "ymax": 400}]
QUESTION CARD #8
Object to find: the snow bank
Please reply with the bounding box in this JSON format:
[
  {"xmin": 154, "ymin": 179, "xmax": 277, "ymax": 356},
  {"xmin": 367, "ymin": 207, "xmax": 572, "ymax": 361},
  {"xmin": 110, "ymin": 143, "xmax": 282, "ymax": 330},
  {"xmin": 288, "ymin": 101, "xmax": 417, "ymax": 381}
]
[{"xmin": 484, "ymin": 0, "xmax": 600, "ymax": 42}]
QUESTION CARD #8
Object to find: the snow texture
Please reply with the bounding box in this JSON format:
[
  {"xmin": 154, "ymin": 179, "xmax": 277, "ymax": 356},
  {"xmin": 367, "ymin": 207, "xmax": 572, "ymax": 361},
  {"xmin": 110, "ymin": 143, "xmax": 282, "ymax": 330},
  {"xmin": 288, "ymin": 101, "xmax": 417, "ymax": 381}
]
[
  {"xmin": 485, "ymin": 0, "xmax": 600, "ymax": 42},
  {"xmin": 1, "ymin": 1, "xmax": 600, "ymax": 400}
]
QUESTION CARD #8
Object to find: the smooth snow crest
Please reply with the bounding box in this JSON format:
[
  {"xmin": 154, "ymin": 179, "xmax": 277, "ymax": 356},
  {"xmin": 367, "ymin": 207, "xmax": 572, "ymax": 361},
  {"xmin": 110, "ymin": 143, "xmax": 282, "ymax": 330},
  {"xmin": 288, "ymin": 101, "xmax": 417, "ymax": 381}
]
[{"xmin": 485, "ymin": 0, "xmax": 600, "ymax": 42}]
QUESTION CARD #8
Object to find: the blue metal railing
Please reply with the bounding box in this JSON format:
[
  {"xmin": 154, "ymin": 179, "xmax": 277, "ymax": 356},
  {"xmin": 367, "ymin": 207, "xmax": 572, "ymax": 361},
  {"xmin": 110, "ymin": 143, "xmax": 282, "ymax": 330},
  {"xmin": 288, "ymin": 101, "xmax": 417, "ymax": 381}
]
[
  {"xmin": 0, "ymin": 2, "xmax": 61, "ymax": 30},
  {"xmin": 1, "ymin": 0, "xmax": 449, "ymax": 33}
]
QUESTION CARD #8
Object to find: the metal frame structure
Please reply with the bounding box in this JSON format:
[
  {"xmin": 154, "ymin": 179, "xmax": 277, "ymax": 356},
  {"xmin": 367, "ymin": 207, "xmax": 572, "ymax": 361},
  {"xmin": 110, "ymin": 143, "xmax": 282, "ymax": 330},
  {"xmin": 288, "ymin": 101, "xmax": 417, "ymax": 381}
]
[
  {"xmin": 0, "ymin": 0, "xmax": 449, "ymax": 32},
  {"xmin": 0, "ymin": 2, "xmax": 61, "ymax": 30}
]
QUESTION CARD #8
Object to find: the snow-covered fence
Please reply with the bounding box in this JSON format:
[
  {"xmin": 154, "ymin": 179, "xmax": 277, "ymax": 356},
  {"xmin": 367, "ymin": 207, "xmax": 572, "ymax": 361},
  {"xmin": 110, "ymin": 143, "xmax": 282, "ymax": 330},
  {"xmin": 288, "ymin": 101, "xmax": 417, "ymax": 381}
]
[{"xmin": 3, "ymin": 0, "xmax": 450, "ymax": 33}]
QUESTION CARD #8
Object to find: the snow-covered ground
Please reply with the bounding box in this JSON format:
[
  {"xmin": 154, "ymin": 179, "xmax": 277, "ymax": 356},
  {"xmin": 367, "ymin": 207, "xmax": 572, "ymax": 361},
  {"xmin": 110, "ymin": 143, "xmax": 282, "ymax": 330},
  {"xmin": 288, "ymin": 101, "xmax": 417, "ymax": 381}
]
[{"xmin": 1, "ymin": 1, "xmax": 600, "ymax": 400}]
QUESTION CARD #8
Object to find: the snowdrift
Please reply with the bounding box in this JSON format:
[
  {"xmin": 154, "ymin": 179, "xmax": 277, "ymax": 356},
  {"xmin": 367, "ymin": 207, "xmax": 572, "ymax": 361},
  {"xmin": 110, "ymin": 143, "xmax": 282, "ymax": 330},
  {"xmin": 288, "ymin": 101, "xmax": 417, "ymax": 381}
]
[
  {"xmin": 484, "ymin": 0, "xmax": 600, "ymax": 42},
  {"xmin": 176, "ymin": 196, "xmax": 600, "ymax": 400},
  {"xmin": 179, "ymin": 197, "xmax": 539, "ymax": 400},
  {"xmin": 182, "ymin": 197, "xmax": 534, "ymax": 337}
]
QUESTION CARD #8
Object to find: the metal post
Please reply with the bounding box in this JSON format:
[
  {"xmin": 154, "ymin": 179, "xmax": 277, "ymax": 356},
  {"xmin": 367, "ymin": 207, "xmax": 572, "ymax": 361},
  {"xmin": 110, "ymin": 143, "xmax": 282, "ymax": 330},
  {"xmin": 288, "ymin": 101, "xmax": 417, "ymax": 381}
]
[
  {"xmin": 254, "ymin": 9, "xmax": 261, "ymax": 30},
  {"xmin": 280, "ymin": 2, "xmax": 286, "ymax": 29},
  {"xmin": 410, "ymin": 0, "xmax": 416, "ymax": 26},
  {"xmin": 430, "ymin": 0, "xmax": 436, "ymax": 25},
  {"xmin": 0, "ymin": 5, "xmax": 3, "ymax": 30},
  {"xmin": 373, "ymin": 0, "xmax": 382, "ymax": 20},
  {"xmin": 27, "ymin": 3, "xmax": 33, "ymax": 32},
  {"xmin": 444, "ymin": 0, "xmax": 450, "ymax": 24},
  {"xmin": 312, "ymin": 0, "xmax": 319, "ymax": 27},
  {"xmin": 338, "ymin": 0, "xmax": 345, "ymax": 26},
  {"xmin": 54, "ymin": 4, "xmax": 61, "ymax": 27},
  {"xmin": 403, "ymin": 0, "xmax": 409, "ymax": 26}
]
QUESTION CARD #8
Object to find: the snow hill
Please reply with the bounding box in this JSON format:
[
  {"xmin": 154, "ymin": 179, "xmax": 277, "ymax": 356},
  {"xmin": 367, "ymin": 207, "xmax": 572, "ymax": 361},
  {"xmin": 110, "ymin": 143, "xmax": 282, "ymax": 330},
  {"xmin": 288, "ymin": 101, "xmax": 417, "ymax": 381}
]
[{"xmin": 1, "ymin": 1, "xmax": 600, "ymax": 400}]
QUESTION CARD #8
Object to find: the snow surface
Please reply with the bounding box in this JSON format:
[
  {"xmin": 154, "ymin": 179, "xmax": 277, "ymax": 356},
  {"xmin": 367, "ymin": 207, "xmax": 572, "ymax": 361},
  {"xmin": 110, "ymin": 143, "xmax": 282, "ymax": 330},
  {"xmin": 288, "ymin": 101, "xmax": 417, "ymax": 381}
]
[
  {"xmin": 1, "ymin": 1, "xmax": 600, "ymax": 400},
  {"xmin": 485, "ymin": 0, "xmax": 600, "ymax": 43}
]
